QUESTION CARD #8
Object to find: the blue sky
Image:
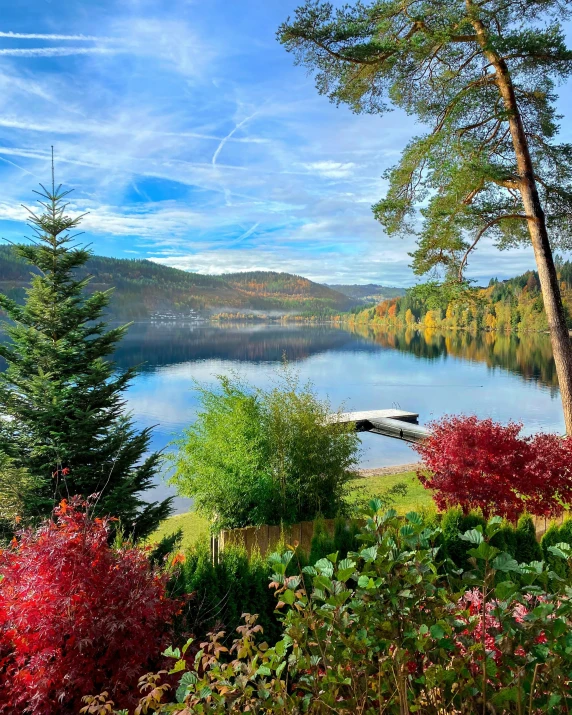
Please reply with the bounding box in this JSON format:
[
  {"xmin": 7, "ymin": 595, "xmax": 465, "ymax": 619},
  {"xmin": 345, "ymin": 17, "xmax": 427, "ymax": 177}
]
[{"xmin": 0, "ymin": 0, "xmax": 570, "ymax": 286}]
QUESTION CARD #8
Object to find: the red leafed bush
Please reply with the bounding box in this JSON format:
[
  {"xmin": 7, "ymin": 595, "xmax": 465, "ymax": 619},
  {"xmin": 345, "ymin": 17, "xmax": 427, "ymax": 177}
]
[
  {"xmin": 0, "ymin": 498, "xmax": 177, "ymax": 715},
  {"xmin": 414, "ymin": 415, "xmax": 572, "ymax": 520}
]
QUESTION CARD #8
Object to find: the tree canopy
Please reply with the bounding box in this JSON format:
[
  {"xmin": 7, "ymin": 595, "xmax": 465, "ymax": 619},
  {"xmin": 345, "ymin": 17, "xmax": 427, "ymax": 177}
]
[
  {"xmin": 279, "ymin": 0, "xmax": 572, "ymax": 432},
  {"xmin": 279, "ymin": 0, "xmax": 572, "ymax": 279}
]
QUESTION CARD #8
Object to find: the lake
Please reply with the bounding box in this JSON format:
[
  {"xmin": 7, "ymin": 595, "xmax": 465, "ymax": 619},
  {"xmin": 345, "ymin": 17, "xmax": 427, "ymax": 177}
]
[{"xmin": 117, "ymin": 322, "xmax": 565, "ymax": 513}]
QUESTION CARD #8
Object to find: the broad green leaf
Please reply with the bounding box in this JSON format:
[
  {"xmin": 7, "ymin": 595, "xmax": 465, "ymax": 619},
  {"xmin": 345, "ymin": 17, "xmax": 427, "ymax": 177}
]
[
  {"xmin": 314, "ymin": 558, "xmax": 334, "ymax": 577},
  {"xmin": 492, "ymin": 552, "xmax": 521, "ymax": 573},
  {"xmin": 495, "ymin": 580, "xmax": 518, "ymax": 600},
  {"xmin": 459, "ymin": 528, "xmax": 483, "ymax": 544}
]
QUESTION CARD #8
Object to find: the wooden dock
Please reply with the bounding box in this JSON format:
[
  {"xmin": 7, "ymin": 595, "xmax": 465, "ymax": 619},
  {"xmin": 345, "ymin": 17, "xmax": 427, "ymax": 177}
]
[{"xmin": 330, "ymin": 409, "xmax": 430, "ymax": 444}]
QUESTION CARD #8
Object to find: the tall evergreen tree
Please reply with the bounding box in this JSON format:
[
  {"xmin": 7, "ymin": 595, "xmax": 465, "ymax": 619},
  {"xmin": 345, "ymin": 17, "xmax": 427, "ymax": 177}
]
[
  {"xmin": 278, "ymin": 0, "xmax": 572, "ymax": 432},
  {"xmin": 0, "ymin": 164, "xmax": 172, "ymax": 538}
]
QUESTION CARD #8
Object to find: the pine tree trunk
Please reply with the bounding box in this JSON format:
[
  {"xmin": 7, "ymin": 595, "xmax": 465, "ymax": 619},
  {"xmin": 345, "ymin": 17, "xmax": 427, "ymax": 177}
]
[{"xmin": 470, "ymin": 6, "xmax": 572, "ymax": 433}]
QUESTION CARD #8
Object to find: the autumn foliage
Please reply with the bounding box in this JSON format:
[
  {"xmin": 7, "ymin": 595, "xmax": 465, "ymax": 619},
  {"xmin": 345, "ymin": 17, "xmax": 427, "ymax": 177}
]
[
  {"xmin": 415, "ymin": 415, "xmax": 572, "ymax": 521},
  {"xmin": 0, "ymin": 498, "xmax": 177, "ymax": 715}
]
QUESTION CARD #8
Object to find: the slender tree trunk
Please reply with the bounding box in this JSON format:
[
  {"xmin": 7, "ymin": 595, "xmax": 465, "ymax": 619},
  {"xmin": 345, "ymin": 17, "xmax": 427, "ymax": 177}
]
[{"xmin": 469, "ymin": 5, "xmax": 572, "ymax": 433}]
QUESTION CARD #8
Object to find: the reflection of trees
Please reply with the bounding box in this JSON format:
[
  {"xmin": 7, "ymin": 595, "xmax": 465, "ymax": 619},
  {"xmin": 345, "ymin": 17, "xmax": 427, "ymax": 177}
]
[
  {"xmin": 347, "ymin": 324, "xmax": 558, "ymax": 389},
  {"xmin": 112, "ymin": 323, "xmax": 371, "ymax": 371}
]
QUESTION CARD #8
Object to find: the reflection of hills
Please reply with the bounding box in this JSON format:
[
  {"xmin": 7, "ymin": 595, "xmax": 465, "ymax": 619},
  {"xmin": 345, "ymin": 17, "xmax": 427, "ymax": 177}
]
[
  {"xmin": 346, "ymin": 324, "xmax": 558, "ymax": 389},
  {"xmin": 114, "ymin": 323, "xmax": 376, "ymax": 370}
]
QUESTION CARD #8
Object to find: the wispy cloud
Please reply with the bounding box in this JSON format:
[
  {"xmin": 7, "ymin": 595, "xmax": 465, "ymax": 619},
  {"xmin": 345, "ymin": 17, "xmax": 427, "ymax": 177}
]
[
  {"xmin": 0, "ymin": 47, "xmax": 120, "ymax": 57},
  {"xmin": 0, "ymin": 0, "xmax": 561, "ymax": 287},
  {"xmin": 302, "ymin": 161, "xmax": 357, "ymax": 179},
  {"xmin": 0, "ymin": 31, "xmax": 109, "ymax": 41}
]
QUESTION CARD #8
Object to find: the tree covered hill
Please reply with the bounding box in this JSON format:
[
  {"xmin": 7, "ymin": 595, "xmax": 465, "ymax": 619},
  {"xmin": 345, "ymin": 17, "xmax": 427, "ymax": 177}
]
[
  {"xmin": 326, "ymin": 283, "xmax": 405, "ymax": 303},
  {"xmin": 350, "ymin": 259, "xmax": 572, "ymax": 333},
  {"xmin": 0, "ymin": 246, "xmax": 357, "ymax": 319}
]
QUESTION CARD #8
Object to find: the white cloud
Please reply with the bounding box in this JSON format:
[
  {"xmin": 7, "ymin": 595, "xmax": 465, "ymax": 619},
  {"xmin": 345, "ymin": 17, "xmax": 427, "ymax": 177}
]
[{"xmin": 302, "ymin": 160, "xmax": 357, "ymax": 179}]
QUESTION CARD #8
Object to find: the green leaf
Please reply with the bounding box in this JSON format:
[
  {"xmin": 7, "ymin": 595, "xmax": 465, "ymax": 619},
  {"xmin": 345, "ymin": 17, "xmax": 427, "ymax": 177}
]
[
  {"xmin": 459, "ymin": 528, "xmax": 483, "ymax": 544},
  {"xmin": 430, "ymin": 624, "xmax": 445, "ymax": 639},
  {"xmin": 495, "ymin": 580, "xmax": 518, "ymax": 601},
  {"xmin": 486, "ymin": 516, "xmax": 503, "ymax": 538},
  {"xmin": 360, "ymin": 545, "xmax": 378, "ymax": 562},
  {"xmin": 548, "ymin": 543, "xmax": 572, "ymax": 560},
  {"xmin": 314, "ymin": 558, "xmax": 334, "ymax": 577},
  {"xmin": 492, "ymin": 552, "xmax": 521, "ymax": 573},
  {"xmin": 281, "ymin": 588, "xmax": 296, "ymax": 605},
  {"xmin": 162, "ymin": 646, "xmax": 181, "ymax": 659},
  {"xmin": 176, "ymin": 672, "xmax": 198, "ymax": 703},
  {"xmin": 468, "ymin": 541, "xmax": 499, "ymax": 561}
]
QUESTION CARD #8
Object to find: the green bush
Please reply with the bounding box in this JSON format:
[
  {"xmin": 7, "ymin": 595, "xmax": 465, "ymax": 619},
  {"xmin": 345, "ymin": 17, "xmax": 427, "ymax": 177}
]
[
  {"xmin": 440, "ymin": 508, "xmax": 541, "ymax": 571},
  {"xmin": 515, "ymin": 513, "xmax": 542, "ymax": 563},
  {"xmin": 90, "ymin": 506, "xmax": 572, "ymax": 713},
  {"xmin": 170, "ymin": 370, "xmax": 360, "ymax": 530},
  {"xmin": 441, "ymin": 507, "xmax": 487, "ymax": 568},
  {"xmin": 168, "ymin": 540, "xmax": 281, "ymax": 644},
  {"xmin": 542, "ymin": 517, "xmax": 572, "ymax": 578}
]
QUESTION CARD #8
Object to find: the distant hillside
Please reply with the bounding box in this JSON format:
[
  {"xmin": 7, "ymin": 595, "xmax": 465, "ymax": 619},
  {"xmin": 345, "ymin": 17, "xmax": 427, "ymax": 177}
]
[
  {"xmin": 349, "ymin": 260, "xmax": 572, "ymax": 333},
  {"xmin": 326, "ymin": 283, "xmax": 406, "ymax": 303},
  {"xmin": 0, "ymin": 246, "xmax": 357, "ymax": 320}
]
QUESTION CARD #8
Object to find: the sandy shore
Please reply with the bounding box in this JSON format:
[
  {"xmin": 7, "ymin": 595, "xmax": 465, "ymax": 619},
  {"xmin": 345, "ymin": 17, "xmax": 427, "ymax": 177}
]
[{"xmin": 357, "ymin": 463, "xmax": 421, "ymax": 478}]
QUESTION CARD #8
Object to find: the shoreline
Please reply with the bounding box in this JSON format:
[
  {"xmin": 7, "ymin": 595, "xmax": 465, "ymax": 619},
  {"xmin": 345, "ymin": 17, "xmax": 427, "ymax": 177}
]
[{"xmin": 357, "ymin": 463, "xmax": 421, "ymax": 478}]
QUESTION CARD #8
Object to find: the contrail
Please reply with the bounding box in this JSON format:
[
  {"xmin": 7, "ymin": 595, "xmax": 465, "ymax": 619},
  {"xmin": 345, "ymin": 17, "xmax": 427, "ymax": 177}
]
[
  {"xmin": 212, "ymin": 112, "xmax": 258, "ymax": 166},
  {"xmin": 235, "ymin": 222, "xmax": 260, "ymax": 242},
  {"xmin": 0, "ymin": 47, "xmax": 119, "ymax": 57},
  {"xmin": 0, "ymin": 31, "xmax": 109, "ymax": 41},
  {"xmin": 0, "ymin": 154, "xmax": 36, "ymax": 177}
]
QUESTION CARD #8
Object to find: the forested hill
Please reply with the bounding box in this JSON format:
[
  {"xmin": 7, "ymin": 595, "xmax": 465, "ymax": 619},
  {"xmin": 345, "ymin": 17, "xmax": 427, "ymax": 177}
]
[
  {"xmin": 326, "ymin": 284, "xmax": 405, "ymax": 303},
  {"xmin": 349, "ymin": 260, "xmax": 572, "ymax": 333},
  {"xmin": 0, "ymin": 246, "xmax": 357, "ymax": 319}
]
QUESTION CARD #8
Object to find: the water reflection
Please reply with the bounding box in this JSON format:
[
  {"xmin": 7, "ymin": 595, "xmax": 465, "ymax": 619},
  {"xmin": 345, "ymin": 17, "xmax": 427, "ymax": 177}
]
[{"xmin": 346, "ymin": 324, "xmax": 558, "ymax": 392}]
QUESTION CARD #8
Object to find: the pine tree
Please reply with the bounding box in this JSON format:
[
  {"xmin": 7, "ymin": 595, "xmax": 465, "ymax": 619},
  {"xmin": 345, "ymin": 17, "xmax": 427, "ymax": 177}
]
[
  {"xmin": 279, "ymin": 0, "xmax": 572, "ymax": 432},
  {"xmin": 0, "ymin": 162, "xmax": 172, "ymax": 538}
]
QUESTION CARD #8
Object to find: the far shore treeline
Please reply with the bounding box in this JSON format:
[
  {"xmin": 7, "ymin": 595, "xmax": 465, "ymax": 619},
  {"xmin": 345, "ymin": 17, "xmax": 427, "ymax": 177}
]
[{"xmin": 346, "ymin": 260, "xmax": 572, "ymax": 335}]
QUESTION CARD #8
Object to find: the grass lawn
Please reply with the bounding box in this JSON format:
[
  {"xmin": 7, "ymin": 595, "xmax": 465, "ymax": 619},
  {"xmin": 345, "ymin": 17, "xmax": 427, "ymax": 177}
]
[
  {"xmin": 148, "ymin": 509, "xmax": 210, "ymax": 550},
  {"xmin": 349, "ymin": 470, "xmax": 434, "ymax": 514},
  {"xmin": 148, "ymin": 470, "xmax": 433, "ymax": 548}
]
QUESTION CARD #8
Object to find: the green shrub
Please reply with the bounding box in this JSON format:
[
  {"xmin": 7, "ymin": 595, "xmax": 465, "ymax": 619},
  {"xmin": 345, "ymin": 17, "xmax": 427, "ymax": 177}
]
[
  {"xmin": 170, "ymin": 370, "xmax": 360, "ymax": 530},
  {"xmin": 169, "ymin": 540, "xmax": 281, "ymax": 644},
  {"xmin": 515, "ymin": 513, "xmax": 542, "ymax": 563},
  {"xmin": 90, "ymin": 507, "xmax": 572, "ymax": 713},
  {"xmin": 542, "ymin": 518, "xmax": 572, "ymax": 578},
  {"xmin": 440, "ymin": 508, "xmax": 542, "ymax": 570},
  {"xmin": 441, "ymin": 507, "xmax": 487, "ymax": 568},
  {"xmin": 308, "ymin": 516, "xmax": 335, "ymax": 565}
]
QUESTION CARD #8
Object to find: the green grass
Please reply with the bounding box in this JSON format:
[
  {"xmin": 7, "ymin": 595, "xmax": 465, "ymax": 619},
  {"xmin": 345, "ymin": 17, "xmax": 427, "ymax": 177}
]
[
  {"xmin": 148, "ymin": 470, "xmax": 434, "ymax": 548},
  {"xmin": 349, "ymin": 470, "xmax": 434, "ymax": 514},
  {"xmin": 148, "ymin": 509, "xmax": 210, "ymax": 550}
]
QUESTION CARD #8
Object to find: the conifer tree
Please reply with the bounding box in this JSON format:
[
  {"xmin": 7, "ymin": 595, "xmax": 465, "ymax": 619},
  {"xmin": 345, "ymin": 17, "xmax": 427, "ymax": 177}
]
[{"xmin": 0, "ymin": 162, "xmax": 172, "ymax": 538}]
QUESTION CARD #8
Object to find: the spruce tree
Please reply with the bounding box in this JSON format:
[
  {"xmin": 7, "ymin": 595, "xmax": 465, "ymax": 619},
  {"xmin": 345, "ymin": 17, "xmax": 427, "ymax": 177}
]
[{"xmin": 0, "ymin": 165, "xmax": 172, "ymax": 538}]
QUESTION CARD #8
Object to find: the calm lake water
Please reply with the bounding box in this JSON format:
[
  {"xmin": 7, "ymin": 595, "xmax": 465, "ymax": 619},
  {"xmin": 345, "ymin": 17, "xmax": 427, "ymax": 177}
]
[{"xmin": 116, "ymin": 322, "xmax": 565, "ymax": 513}]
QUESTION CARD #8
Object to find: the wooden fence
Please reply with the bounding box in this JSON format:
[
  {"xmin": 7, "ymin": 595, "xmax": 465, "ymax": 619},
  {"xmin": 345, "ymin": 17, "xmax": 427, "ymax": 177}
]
[
  {"xmin": 215, "ymin": 518, "xmax": 340, "ymax": 560},
  {"xmin": 210, "ymin": 513, "xmax": 565, "ymax": 562}
]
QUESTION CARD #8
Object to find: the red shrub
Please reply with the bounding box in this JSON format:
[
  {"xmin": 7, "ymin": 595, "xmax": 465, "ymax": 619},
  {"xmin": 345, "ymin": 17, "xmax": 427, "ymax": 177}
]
[
  {"xmin": 415, "ymin": 415, "xmax": 572, "ymax": 520},
  {"xmin": 0, "ymin": 498, "xmax": 177, "ymax": 715}
]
